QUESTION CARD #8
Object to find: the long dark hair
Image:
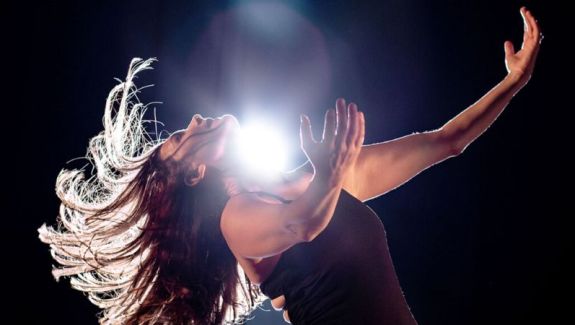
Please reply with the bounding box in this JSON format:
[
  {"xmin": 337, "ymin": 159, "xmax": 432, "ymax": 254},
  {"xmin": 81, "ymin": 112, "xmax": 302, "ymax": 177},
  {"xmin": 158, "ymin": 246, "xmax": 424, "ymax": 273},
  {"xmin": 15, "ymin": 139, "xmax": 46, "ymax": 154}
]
[
  {"xmin": 38, "ymin": 58, "xmax": 263, "ymax": 324},
  {"xmin": 129, "ymin": 151, "xmax": 262, "ymax": 324}
]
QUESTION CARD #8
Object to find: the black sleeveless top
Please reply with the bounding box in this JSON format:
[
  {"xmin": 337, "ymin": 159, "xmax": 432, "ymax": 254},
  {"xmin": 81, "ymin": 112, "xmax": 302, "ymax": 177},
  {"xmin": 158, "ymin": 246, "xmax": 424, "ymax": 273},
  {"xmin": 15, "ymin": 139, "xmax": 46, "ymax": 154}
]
[{"xmin": 259, "ymin": 189, "xmax": 418, "ymax": 325}]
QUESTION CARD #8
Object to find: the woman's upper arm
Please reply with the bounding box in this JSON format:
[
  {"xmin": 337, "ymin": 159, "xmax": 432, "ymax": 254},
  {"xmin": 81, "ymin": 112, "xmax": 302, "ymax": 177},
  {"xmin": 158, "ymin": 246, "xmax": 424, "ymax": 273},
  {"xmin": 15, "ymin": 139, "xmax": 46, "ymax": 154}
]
[
  {"xmin": 353, "ymin": 129, "xmax": 458, "ymax": 202},
  {"xmin": 220, "ymin": 194, "xmax": 307, "ymax": 259}
]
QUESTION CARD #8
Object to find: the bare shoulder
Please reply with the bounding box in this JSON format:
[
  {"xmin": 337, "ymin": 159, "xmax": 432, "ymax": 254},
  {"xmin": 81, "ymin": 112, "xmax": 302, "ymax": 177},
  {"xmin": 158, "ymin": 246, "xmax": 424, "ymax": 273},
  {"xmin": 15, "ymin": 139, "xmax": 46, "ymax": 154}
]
[
  {"xmin": 220, "ymin": 192, "xmax": 270, "ymax": 235},
  {"xmin": 219, "ymin": 183, "xmax": 306, "ymax": 260},
  {"xmin": 220, "ymin": 195, "xmax": 285, "ymax": 284},
  {"xmin": 220, "ymin": 184, "xmax": 296, "ymax": 238}
]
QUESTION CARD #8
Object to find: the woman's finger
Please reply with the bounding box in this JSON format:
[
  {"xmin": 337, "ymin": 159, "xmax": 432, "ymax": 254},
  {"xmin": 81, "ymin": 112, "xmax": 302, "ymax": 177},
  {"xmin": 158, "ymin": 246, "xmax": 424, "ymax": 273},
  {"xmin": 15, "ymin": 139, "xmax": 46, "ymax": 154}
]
[
  {"xmin": 528, "ymin": 10, "xmax": 539, "ymax": 38},
  {"xmin": 335, "ymin": 98, "xmax": 349, "ymax": 148},
  {"xmin": 524, "ymin": 8, "xmax": 542, "ymax": 45},
  {"xmin": 300, "ymin": 114, "xmax": 315, "ymax": 149},
  {"xmin": 527, "ymin": 10, "xmax": 542, "ymax": 44},
  {"xmin": 520, "ymin": 7, "xmax": 529, "ymax": 33},
  {"xmin": 346, "ymin": 103, "xmax": 359, "ymax": 147},
  {"xmin": 355, "ymin": 111, "xmax": 365, "ymax": 148},
  {"xmin": 528, "ymin": 10, "xmax": 536, "ymax": 39},
  {"xmin": 523, "ymin": 9, "xmax": 542, "ymax": 53},
  {"xmin": 520, "ymin": 8, "xmax": 530, "ymax": 48},
  {"xmin": 322, "ymin": 108, "xmax": 336, "ymax": 143}
]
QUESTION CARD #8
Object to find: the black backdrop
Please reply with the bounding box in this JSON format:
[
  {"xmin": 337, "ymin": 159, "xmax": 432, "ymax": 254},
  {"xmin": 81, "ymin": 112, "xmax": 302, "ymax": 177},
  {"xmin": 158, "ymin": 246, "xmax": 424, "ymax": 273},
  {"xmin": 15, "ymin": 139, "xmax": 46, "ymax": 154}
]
[{"xmin": 4, "ymin": 1, "xmax": 571, "ymax": 324}]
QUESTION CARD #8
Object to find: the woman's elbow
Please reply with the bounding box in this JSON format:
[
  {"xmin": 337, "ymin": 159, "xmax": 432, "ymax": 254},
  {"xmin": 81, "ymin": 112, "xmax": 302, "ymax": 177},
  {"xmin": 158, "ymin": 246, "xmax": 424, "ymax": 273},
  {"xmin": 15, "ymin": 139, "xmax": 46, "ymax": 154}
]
[{"xmin": 436, "ymin": 129, "xmax": 464, "ymax": 157}]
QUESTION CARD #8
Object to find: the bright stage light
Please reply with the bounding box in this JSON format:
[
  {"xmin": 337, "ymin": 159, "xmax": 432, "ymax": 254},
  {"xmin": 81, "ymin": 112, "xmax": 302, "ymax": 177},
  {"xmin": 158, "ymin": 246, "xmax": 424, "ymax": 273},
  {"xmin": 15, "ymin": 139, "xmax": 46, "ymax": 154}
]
[{"xmin": 236, "ymin": 120, "xmax": 288, "ymax": 178}]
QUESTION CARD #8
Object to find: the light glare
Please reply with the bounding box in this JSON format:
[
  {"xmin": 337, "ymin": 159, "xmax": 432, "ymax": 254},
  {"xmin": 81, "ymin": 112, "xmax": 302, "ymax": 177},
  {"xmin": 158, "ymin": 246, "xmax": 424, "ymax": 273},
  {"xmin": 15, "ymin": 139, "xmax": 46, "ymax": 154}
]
[{"xmin": 237, "ymin": 121, "xmax": 287, "ymax": 177}]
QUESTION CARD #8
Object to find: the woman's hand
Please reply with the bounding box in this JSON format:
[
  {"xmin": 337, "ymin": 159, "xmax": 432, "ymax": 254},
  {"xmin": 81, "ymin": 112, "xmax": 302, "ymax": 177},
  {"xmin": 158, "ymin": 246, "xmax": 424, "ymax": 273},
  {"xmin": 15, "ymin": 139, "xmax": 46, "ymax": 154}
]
[
  {"xmin": 504, "ymin": 7, "xmax": 543, "ymax": 86},
  {"xmin": 300, "ymin": 98, "xmax": 365, "ymax": 186}
]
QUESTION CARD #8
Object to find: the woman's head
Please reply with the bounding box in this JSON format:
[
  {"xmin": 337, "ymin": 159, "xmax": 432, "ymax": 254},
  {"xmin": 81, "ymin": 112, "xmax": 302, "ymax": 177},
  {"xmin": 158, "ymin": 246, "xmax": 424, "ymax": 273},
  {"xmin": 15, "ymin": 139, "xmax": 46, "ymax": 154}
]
[
  {"xmin": 38, "ymin": 58, "xmax": 263, "ymax": 324},
  {"xmin": 159, "ymin": 113, "xmax": 242, "ymax": 187}
]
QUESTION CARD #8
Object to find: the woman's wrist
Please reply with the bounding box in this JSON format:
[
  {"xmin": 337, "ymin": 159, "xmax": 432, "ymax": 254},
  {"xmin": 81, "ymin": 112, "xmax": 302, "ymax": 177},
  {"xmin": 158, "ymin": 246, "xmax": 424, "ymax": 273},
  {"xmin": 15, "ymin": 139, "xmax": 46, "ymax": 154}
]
[
  {"xmin": 505, "ymin": 71, "xmax": 529, "ymax": 89},
  {"xmin": 312, "ymin": 169, "xmax": 344, "ymax": 189}
]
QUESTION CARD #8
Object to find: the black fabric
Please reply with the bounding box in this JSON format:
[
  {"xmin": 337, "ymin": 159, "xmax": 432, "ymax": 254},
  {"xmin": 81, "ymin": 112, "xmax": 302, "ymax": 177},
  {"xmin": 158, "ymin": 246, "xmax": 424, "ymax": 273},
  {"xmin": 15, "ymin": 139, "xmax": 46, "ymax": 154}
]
[{"xmin": 259, "ymin": 189, "xmax": 418, "ymax": 325}]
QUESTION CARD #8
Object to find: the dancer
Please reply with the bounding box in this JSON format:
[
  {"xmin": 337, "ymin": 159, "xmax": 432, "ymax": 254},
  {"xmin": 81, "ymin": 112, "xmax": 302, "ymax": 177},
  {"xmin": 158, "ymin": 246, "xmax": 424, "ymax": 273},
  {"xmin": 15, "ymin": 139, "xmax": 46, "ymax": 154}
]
[{"xmin": 39, "ymin": 7, "xmax": 541, "ymax": 324}]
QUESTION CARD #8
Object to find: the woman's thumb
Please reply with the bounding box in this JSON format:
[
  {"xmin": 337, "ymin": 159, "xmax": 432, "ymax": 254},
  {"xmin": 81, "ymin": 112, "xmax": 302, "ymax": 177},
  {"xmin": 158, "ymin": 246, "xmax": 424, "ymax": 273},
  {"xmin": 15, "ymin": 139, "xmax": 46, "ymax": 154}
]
[{"xmin": 504, "ymin": 40, "xmax": 515, "ymax": 57}]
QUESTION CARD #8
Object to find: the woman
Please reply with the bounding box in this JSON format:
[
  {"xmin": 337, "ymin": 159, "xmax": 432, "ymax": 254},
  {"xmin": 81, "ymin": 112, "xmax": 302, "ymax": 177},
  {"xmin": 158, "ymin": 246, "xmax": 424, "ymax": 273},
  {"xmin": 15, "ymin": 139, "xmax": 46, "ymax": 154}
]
[{"xmin": 39, "ymin": 7, "xmax": 542, "ymax": 325}]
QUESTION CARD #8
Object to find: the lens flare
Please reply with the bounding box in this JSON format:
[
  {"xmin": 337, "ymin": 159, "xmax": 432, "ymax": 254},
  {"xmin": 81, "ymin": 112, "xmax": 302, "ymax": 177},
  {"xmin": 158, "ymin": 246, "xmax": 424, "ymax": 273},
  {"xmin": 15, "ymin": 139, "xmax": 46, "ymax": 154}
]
[{"xmin": 235, "ymin": 121, "xmax": 288, "ymax": 178}]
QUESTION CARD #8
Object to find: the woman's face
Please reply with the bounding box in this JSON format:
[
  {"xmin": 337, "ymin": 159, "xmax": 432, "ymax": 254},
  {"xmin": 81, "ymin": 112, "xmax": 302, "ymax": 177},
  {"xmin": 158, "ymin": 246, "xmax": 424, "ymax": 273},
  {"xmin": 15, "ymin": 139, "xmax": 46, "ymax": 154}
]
[{"xmin": 159, "ymin": 114, "xmax": 241, "ymax": 172}]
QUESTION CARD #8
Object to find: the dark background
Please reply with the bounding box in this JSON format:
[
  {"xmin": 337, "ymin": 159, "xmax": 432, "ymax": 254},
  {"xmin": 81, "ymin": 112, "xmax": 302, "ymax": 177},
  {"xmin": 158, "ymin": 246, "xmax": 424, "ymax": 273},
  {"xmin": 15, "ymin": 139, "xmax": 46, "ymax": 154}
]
[{"xmin": 4, "ymin": 0, "xmax": 571, "ymax": 324}]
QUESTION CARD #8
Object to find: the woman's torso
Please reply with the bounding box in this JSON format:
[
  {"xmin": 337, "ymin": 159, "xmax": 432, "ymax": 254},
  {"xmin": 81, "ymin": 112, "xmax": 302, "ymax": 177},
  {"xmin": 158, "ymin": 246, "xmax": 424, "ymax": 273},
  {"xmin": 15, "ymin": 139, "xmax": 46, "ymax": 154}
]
[{"xmin": 224, "ymin": 168, "xmax": 418, "ymax": 324}]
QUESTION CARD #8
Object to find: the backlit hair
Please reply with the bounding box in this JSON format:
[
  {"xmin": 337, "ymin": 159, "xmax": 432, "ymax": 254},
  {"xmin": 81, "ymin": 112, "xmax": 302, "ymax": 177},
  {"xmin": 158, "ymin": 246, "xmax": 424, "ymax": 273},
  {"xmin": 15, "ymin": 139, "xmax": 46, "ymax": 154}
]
[{"xmin": 38, "ymin": 58, "xmax": 264, "ymax": 324}]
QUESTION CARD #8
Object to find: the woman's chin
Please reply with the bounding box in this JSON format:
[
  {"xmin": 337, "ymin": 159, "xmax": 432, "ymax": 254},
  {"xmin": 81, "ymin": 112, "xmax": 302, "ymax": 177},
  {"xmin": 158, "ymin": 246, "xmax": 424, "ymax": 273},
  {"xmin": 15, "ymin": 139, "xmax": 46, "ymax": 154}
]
[{"xmin": 220, "ymin": 114, "xmax": 241, "ymax": 131}]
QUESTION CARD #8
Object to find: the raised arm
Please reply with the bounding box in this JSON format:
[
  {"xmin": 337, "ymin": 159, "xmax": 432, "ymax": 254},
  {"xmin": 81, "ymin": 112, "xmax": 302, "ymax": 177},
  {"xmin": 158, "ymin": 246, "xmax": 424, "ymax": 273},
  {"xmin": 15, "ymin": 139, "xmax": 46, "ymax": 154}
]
[
  {"xmin": 352, "ymin": 7, "xmax": 542, "ymax": 202},
  {"xmin": 221, "ymin": 103, "xmax": 364, "ymax": 259}
]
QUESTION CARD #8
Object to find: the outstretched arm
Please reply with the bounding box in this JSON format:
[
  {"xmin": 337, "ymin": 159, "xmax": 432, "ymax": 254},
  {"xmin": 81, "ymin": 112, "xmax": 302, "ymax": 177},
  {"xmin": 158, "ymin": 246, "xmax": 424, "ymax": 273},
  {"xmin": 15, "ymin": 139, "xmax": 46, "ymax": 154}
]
[{"xmin": 352, "ymin": 7, "xmax": 542, "ymax": 202}]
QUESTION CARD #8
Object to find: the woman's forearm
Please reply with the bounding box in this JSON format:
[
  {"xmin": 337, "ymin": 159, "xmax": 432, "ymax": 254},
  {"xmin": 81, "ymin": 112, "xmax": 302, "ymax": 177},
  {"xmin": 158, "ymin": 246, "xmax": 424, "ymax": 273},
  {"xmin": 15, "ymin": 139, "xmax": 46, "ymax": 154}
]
[
  {"xmin": 283, "ymin": 174, "xmax": 343, "ymax": 242},
  {"xmin": 440, "ymin": 73, "xmax": 526, "ymax": 153}
]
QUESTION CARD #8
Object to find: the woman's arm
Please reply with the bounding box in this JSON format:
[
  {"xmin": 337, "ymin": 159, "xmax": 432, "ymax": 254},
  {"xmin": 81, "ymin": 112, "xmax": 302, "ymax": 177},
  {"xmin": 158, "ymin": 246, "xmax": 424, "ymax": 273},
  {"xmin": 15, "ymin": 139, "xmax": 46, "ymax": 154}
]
[
  {"xmin": 221, "ymin": 102, "xmax": 364, "ymax": 259},
  {"xmin": 352, "ymin": 7, "xmax": 542, "ymax": 202},
  {"xmin": 442, "ymin": 7, "xmax": 542, "ymax": 152},
  {"xmin": 221, "ymin": 174, "xmax": 342, "ymax": 259}
]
